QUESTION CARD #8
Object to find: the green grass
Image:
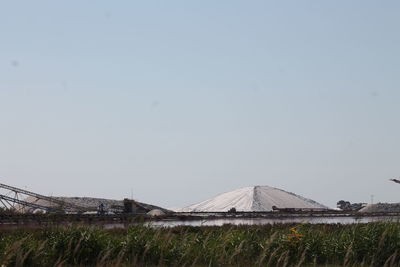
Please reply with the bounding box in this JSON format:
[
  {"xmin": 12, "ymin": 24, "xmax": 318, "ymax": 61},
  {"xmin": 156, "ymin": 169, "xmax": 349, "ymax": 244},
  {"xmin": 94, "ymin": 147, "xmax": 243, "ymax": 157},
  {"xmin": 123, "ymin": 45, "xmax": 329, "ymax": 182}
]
[{"xmin": 0, "ymin": 222, "xmax": 400, "ymax": 266}]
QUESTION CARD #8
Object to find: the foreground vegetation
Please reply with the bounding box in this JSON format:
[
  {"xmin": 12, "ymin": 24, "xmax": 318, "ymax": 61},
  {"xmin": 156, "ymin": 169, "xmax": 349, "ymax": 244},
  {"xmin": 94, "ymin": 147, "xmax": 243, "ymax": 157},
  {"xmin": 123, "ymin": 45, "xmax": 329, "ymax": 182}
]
[{"xmin": 0, "ymin": 222, "xmax": 400, "ymax": 266}]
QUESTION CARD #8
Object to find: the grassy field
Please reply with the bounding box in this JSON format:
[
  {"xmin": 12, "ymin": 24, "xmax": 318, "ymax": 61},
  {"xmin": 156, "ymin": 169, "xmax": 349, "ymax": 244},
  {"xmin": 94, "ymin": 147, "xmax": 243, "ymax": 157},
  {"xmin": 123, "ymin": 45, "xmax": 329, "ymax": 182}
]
[{"xmin": 0, "ymin": 222, "xmax": 399, "ymax": 266}]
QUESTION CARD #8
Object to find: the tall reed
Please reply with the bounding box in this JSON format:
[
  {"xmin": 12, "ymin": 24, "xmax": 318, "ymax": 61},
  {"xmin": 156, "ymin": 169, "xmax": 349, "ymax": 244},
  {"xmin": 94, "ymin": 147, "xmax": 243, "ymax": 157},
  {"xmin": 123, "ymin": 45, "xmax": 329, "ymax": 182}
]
[{"xmin": 0, "ymin": 222, "xmax": 399, "ymax": 266}]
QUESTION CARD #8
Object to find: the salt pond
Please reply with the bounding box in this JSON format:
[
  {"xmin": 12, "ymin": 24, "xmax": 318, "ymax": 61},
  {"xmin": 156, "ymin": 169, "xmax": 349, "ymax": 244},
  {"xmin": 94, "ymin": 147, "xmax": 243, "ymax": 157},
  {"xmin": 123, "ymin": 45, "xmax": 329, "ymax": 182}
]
[{"xmin": 103, "ymin": 215, "xmax": 400, "ymax": 229}]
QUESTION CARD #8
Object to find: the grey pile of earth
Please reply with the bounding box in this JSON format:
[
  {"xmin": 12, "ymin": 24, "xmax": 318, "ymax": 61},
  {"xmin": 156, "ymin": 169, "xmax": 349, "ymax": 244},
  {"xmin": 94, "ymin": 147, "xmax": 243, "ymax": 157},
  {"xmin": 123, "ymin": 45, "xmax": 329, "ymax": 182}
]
[
  {"xmin": 21, "ymin": 196, "xmax": 169, "ymax": 213},
  {"xmin": 359, "ymin": 203, "xmax": 400, "ymax": 213}
]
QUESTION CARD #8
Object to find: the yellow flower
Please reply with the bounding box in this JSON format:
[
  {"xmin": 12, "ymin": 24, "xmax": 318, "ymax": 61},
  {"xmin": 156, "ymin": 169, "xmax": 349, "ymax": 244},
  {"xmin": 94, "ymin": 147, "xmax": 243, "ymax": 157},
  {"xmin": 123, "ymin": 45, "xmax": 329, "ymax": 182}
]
[{"xmin": 287, "ymin": 227, "xmax": 304, "ymax": 243}]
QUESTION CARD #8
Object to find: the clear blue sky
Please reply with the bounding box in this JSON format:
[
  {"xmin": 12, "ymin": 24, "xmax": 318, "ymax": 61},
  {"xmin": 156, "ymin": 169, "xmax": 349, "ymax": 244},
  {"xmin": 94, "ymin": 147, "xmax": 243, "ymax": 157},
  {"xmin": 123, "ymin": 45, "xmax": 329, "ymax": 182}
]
[{"xmin": 1, "ymin": 1, "xmax": 400, "ymax": 208}]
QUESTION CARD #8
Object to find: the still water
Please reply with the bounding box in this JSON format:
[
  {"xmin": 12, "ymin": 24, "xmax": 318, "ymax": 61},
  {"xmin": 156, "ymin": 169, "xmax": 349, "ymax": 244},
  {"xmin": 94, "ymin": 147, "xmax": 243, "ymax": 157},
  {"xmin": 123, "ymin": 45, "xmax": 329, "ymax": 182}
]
[{"xmin": 104, "ymin": 216, "xmax": 400, "ymax": 229}]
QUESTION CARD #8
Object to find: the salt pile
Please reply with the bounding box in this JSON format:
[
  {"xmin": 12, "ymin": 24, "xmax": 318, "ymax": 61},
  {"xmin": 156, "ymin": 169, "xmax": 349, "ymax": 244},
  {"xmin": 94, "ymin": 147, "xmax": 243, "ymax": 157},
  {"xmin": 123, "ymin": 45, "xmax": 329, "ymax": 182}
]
[{"xmin": 179, "ymin": 186, "xmax": 327, "ymax": 212}]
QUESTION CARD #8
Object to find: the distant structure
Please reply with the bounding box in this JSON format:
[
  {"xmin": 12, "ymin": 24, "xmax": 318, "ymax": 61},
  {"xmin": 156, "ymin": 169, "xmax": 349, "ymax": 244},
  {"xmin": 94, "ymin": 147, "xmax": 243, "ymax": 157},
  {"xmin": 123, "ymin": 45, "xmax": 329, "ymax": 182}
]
[
  {"xmin": 337, "ymin": 200, "xmax": 367, "ymax": 211},
  {"xmin": 122, "ymin": 198, "xmax": 150, "ymax": 214},
  {"xmin": 178, "ymin": 186, "xmax": 328, "ymax": 212}
]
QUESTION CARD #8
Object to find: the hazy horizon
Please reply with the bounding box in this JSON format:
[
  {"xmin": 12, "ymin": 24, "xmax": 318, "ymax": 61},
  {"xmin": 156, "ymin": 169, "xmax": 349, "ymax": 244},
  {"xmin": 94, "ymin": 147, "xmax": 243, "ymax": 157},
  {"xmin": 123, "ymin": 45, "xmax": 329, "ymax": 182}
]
[{"xmin": 1, "ymin": 1, "xmax": 400, "ymax": 209}]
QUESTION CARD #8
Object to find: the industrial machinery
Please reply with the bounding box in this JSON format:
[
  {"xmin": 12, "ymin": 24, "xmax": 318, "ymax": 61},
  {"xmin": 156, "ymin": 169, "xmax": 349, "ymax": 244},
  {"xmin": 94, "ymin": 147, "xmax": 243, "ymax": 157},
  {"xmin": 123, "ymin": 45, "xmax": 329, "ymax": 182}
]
[
  {"xmin": 0, "ymin": 183, "xmax": 92, "ymax": 213},
  {"xmin": 0, "ymin": 182, "xmax": 163, "ymax": 215}
]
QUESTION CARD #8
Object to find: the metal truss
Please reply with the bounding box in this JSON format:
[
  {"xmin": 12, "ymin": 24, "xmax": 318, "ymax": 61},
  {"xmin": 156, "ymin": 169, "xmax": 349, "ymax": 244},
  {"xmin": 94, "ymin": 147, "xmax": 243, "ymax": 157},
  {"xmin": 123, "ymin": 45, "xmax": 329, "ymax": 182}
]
[{"xmin": 0, "ymin": 182, "xmax": 90, "ymax": 213}]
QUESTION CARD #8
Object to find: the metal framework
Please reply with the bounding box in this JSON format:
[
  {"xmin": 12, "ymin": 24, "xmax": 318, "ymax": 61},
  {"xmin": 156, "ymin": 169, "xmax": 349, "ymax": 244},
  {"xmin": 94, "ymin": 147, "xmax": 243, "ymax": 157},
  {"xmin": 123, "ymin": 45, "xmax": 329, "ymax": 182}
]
[
  {"xmin": 0, "ymin": 194, "xmax": 65, "ymax": 213},
  {"xmin": 0, "ymin": 182, "xmax": 90, "ymax": 213}
]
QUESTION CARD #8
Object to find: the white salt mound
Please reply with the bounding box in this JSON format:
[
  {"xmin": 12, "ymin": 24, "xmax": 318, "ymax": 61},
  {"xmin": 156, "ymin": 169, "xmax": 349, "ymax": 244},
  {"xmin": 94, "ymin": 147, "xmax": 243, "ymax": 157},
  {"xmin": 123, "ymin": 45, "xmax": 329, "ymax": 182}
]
[
  {"xmin": 178, "ymin": 186, "xmax": 327, "ymax": 212},
  {"xmin": 147, "ymin": 209, "xmax": 166, "ymax": 216}
]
